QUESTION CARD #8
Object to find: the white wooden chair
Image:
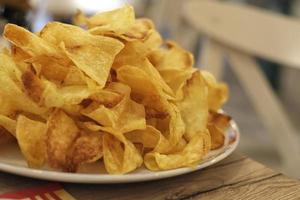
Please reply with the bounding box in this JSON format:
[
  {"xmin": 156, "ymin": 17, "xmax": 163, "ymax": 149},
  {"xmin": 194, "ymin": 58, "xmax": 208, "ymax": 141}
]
[{"xmin": 183, "ymin": 0, "xmax": 300, "ymax": 177}]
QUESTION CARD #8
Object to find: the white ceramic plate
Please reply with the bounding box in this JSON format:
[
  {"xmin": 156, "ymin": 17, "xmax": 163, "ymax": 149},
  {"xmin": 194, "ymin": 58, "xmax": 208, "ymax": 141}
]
[{"xmin": 0, "ymin": 120, "xmax": 239, "ymax": 184}]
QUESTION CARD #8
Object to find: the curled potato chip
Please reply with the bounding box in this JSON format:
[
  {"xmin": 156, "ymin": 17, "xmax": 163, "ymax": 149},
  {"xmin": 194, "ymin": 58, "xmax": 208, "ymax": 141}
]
[
  {"xmin": 208, "ymin": 124, "xmax": 225, "ymax": 150},
  {"xmin": 16, "ymin": 115, "xmax": 47, "ymax": 168},
  {"xmin": 144, "ymin": 130, "xmax": 210, "ymax": 171},
  {"xmin": 39, "ymin": 22, "xmax": 124, "ymax": 88},
  {"xmin": 3, "ymin": 24, "xmax": 67, "ymax": 62},
  {"xmin": 41, "ymin": 79, "xmax": 91, "ymax": 108},
  {"xmin": 26, "ymin": 55, "xmax": 70, "ymax": 83},
  {"xmin": 0, "ymin": 53, "xmax": 23, "ymax": 82},
  {"xmin": 103, "ymin": 133, "xmax": 143, "ymax": 174},
  {"xmin": 90, "ymin": 18, "xmax": 160, "ymax": 44},
  {"xmin": 75, "ymin": 5, "xmax": 135, "ymax": 30},
  {"xmin": 202, "ymin": 71, "xmax": 229, "ymax": 111},
  {"xmin": 82, "ymin": 83, "xmax": 146, "ymax": 133},
  {"xmin": 158, "ymin": 68, "xmax": 196, "ymax": 100},
  {"xmin": 208, "ymin": 111, "xmax": 231, "ymax": 149},
  {"xmin": 46, "ymin": 109, "xmax": 80, "ymax": 169},
  {"xmin": 177, "ymin": 71, "xmax": 208, "ymax": 141},
  {"xmin": 11, "ymin": 45, "xmax": 31, "ymax": 62},
  {"xmin": 0, "ymin": 68, "xmax": 46, "ymax": 116},
  {"xmin": 66, "ymin": 131, "xmax": 103, "ymax": 172},
  {"xmin": 116, "ymin": 65, "xmax": 171, "ymax": 117},
  {"xmin": 113, "ymin": 42, "xmax": 173, "ymax": 97},
  {"xmin": 22, "ymin": 69, "xmax": 44, "ymax": 103},
  {"xmin": 125, "ymin": 125, "xmax": 163, "ymax": 149},
  {"xmin": 148, "ymin": 41, "xmax": 194, "ymax": 70},
  {"xmin": 0, "ymin": 91, "xmax": 15, "ymax": 117},
  {"xmin": 209, "ymin": 111, "xmax": 231, "ymax": 130}
]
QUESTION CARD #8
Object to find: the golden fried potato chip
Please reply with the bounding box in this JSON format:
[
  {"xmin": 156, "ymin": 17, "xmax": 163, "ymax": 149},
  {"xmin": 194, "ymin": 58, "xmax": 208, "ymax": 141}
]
[
  {"xmin": 82, "ymin": 83, "xmax": 146, "ymax": 133},
  {"xmin": 167, "ymin": 103, "xmax": 186, "ymax": 150},
  {"xmin": 26, "ymin": 55, "xmax": 70, "ymax": 83},
  {"xmin": 39, "ymin": 22, "xmax": 124, "ymax": 88},
  {"xmin": 0, "ymin": 91, "xmax": 15, "ymax": 117},
  {"xmin": 208, "ymin": 124, "xmax": 225, "ymax": 150},
  {"xmin": 0, "ymin": 69, "xmax": 46, "ymax": 116},
  {"xmin": 116, "ymin": 65, "xmax": 171, "ymax": 116},
  {"xmin": 209, "ymin": 111, "xmax": 231, "ymax": 130},
  {"xmin": 144, "ymin": 130, "xmax": 210, "ymax": 171},
  {"xmin": 41, "ymin": 79, "xmax": 91, "ymax": 108},
  {"xmin": 11, "ymin": 45, "xmax": 31, "ymax": 62},
  {"xmin": 75, "ymin": 5, "xmax": 135, "ymax": 30},
  {"xmin": 202, "ymin": 71, "xmax": 229, "ymax": 111},
  {"xmin": 3, "ymin": 24, "xmax": 67, "ymax": 62},
  {"xmin": 177, "ymin": 71, "xmax": 208, "ymax": 141},
  {"xmin": 90, "ymin": 89, "xmax": 122, "ymax": 108},
  {"xmin": 125, "ymin": 125, "xmax": 162, "ymax": 149},
  {"xmin": 158, "ymin": 68, "xmax": 196, "ymax": 100},
  {"xmin": 113, "ymin": 42, "xmax": 173, "ymax": 97},
  {"xmin": 66, "ymin": 131, "xmax": 103, "ymax": 172},
  {"xmin": 148, "ymin": 41, "xmax": 194, "ymax": 70},
  {"xmin": 46, "ymin": 109, "xmax": 80, "ymax": 169},
  {"xmin": 0, "ymin": 53, "xmax": 22, "ymax": 83},
  {"xmin": 90, "ymin": 18, "xmax": 160, "ymax": 44},
  {"xmin": 103, "ymin": 133, "xmax": 143, "ymax": 174},
  {"xmin": 208, "ymin": 111, "xmax": 231, "ymax": 149},
  {"xmin": 21, "ymin": 69, "xmax": 44, "ymax": 103},
  {"xmin": 142, "ymin": 29, "xmax": 162, "ymax": 50},
  {"xmin": 16, "ymin": 115, "xmax": 47, "ymax": 168}
]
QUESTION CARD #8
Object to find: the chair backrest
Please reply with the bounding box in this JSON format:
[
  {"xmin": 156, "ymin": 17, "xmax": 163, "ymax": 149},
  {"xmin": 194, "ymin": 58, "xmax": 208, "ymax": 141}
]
[{"xmin": 183, "ymin": 0, "xmax": 300, "ymax": 69}]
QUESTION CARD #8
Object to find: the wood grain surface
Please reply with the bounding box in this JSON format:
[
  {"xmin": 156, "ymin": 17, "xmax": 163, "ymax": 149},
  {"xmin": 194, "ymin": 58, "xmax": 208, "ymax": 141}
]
[{"xmin": 1, "ymin": 153, "xmax": 299, "ymax": 199}]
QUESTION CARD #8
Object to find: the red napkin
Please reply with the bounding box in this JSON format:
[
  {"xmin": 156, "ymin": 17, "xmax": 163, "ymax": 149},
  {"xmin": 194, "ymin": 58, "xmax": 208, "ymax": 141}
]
[{"xmin": 0, "ymin": 183, "xmax": 76, "ymax": 200}]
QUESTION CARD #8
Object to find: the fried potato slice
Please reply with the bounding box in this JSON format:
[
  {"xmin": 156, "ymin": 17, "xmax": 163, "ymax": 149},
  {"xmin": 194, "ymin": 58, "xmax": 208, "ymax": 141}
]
[
  {"xmin": 66, "ymin": 131, "xmax": 103, "ymax": 172},
  {"xmin": 158, "ymin": 68, "xmax": 196, "ymax": 100},
  {"xmin": 82, "ymin": 83, "xmax": 146, "ymax": 133},
  {"xmin": 0, "ymin": 65, "xmax": 46, "ymax": 116},
  {"xmin": 41, "ymin": 79, "xmax": 91, "ymax": 108},
  {"xmin": 16, "ymin": 115, "xmax": 47, "ymax": 168},
  {"xmin": 26, "ymin": 55, "xmax": 70, "ymax": 83},
  {"xmin": 208, "ymin": 125, "xmax": 225, "ymax": 150},
  {"xmin": 11, "ymin": 45, "xmax": 31, "ymax": 61},
  {"xmin": 103, "ymin": 133, "xmax": 143, "ymax": 174},
  {"xmin": 0, "ymin": 92, "xmax": 15, "ymax": 117},
  {"xmin": 177, "ymin": 71, "xmax": 208, "ymax": 141},
  {"xmin": 202, "ymin": 71, "xmax": 229, "ymax": 111},
  {"xmin": 3, "ymin": 24, "xmax": 67, "ymax": 63},
  {"xmin": 113, "ymin": 42, "xmax": 173, "ymax": 97},
  {"xmin": 148, "ymin": 41, "xmax": 194, "ymax": 70},
  {"xmin": 208, "ymin": 111, "xmax": 231, "ymax": 149},
  {"xmin": 39, "ymin": 22, "xmax": 124, "ymax": 88},
  {"xmin": 74, "ymin": 5, "xmax": 135, "ymax": 30},
  {"xmin": 144, "ymin": 130, "xmax": 210, "ymax": 171},
  {"xmin": 116, "ymin": 65, "xmax": 171, "ymax": 116},
  {"xmin": 125, "ymin": 125, "xmax": 165, "ymax": 149},
  {"xmin": 22, "ymin": 69, "xmax": 44, "ymax": 103},
  {"xmin": 46, "ymin": 109, "xmax": 80, "ymax": 169},
  {"xmin": 0, "ymin": 53, "xmax": 22, "ymax": 82}
]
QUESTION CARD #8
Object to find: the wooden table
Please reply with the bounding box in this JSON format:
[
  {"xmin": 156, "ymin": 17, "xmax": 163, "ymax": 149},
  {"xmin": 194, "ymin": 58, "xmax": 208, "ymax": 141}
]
[{"xmin": 1, "ymin": 153, "xmax": 300, "ymax": 200}]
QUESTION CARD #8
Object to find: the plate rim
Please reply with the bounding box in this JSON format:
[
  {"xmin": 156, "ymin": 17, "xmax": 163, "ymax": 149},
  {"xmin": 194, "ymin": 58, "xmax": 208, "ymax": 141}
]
[{"xmin": 0, "ymin": 120, "xmax": 240, "ymax": 184}]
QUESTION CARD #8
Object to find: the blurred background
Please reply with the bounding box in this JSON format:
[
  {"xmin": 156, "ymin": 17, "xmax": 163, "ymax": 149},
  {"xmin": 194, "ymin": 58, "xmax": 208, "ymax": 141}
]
[{"xmin": 0, "ymin": 0, "xmax": 299, "ymax": 177}]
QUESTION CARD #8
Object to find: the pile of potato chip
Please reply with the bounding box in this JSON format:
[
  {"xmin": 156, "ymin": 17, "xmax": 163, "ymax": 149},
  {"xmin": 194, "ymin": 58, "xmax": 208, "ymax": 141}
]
[{"xmin": 0, "ymin": 5, "xmax": 230, "ymax": 174}]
